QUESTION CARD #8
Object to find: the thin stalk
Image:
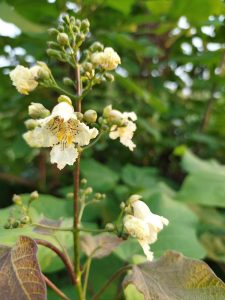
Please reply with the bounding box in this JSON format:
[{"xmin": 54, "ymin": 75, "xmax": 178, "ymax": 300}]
[
  {"xmin": 92, "ymin": 266, "xmax": 131, "ymax": 300},
  {"xmin": 35, "ymin": 239, "xmax": 76, "ymax": 285},
  {"xmin": 82, "ymin": 132, "xmax": 105, "ymax": 151},
  {"xmin": 83, "ymin": 256, "xmax": 92, "ymax": 297},
  {"xmin": 44, "ymin": 275, "xmax": 70, "ymax": 300},
  {"xmin": 73, "ymin": 63, "xmax": 85, "ymax": 300}
]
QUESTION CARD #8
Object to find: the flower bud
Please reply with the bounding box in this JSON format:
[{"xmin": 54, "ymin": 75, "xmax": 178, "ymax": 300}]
[
  {"xmin": 30, "ymin": 190, "xmax": 39, "ymax": 200},
  {"xmin": 62, "ymin": 14, "xmax": 70, "ymax": 24},
  {"xmin": 82, "ymin": 62, "xmax": 93, "ymax": 72},
  {"xmin": 109, "ymin": 109, "xmax": 123, "ymax": 122},
  {"xmin": 36, "ymin": 61, "xmax": 52, "ymax": 80},
  {"xmin": 20, "ymin": 216, "xmax": 31, "ymax": 224},
  {"xmin": 85, "ymin": 187, "xmax": 93, "ymax": 194},
  {"xmin": 84, "ymin": 110, "xmax": 97, "ymax": 123},
  {"xmin": 128, "ymin": 194, "xmax": 142, "ymax": 204},
  {"xmin": 76, "ymin": 33, "xmax": 85, "ymax": 44},
  {"xmin": 24, "ymin": 119, "xmax": 38, "ymax": 130},
  {"xmin": 75, "ymin": 19, "xmax": 81, "ymax": 27},
  {"xmin": 105, "ymin": 223, "xmax": 115, "ymax": 232},
  {"xmin": 103, "ymin": 105, "xmax": 112, "ymax": 118},
  {"xmin": 104, "ymin": 73, "xmax": 114, "ymax": 82},
  {"xmin": 90, "ymin": 42, "xmax": 104, "ymax": 52},
  {"xmin": 12, "ymin": 194, "xmax": 22, "ymax": 205},
  {"xmin": 120, "ymin": 202, "xmax": 126, "ymax": 209},
  {"xmin": 95, "ymin": 193, "xmax": 102, "ymax": 199},
  {"xmin": 81, "ymin": 19, "xmax": 90, "ymax": 33},
  {"xmin": 63, "ymin": 77, "xmax": 74, "ymax": 86},
  {"xmin": 58, "ymin": 95, "xmax": 72, "ymax": 105},
  {"xmin": 12, "ymin": 220, "xmax": 20, "ymax": 228},
  {"xmin": 57, "ymin": 32, "xmax": 69, "ymax": 46},
  {"xmin": 46, "ymin": 49, "xmax": 63, "ymax": 60},
  {"xmin": 28, "ymin": 102, "xmax": 50, "ymax": 119},
  {"xmin": 81, "ymin": 178, "xmax": 87, "ymax": 185},
  {"xmin": 58, "ymin": 25, "xmax": 64, "ymax": 32},
  {"xmin": 75, "ymin": 112, "xmax": 83, "ymax": 120},
  {"xmin": 48, "ymin": 28, "xmax": 58, "ymax": 36},
  {"xmin": 67, "ymin": 192, "xmax": 74, "ymax": 199},
  {"xmin": 47, "ymin": 41, "xmax": 59, "ymax": 48}
]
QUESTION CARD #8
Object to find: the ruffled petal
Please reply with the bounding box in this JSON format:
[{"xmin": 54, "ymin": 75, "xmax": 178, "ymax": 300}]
[
  {"xmin": 139, "ymin": 240, "xmax": 154, "ymax": 261},
  {"xmin": 50, "ymin": 144, "xmax": 78, "ymax": 170},
  {"xmin": 75, "ymin": 122, "xmax": 98, "ymax": 146},
  {"xmin": 51, "ymin": 102, "xmax": 76, "ymax": 122},
  {"xmin": 23, "ymin": 127, "xmax": 57, "ymax": 147}
]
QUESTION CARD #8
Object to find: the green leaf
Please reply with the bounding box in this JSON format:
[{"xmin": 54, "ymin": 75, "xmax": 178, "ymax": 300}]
[
  {"xmin": 106, "ymin": 0, "xmax": 136, "ymax": 15},
  {"xmin": 81, "ymin": 159, "xmax": 119, "ymax": 192},
  {"xmin": 177, "ymin": 151, "xmax": 225, "ymax": 207},
  {"xmin": 123, "ymin": 251, "xmax": 225, "ymax": 300},
  {"xmin": 0, "ymin": 236, "xmax": 46, "ymax": 300}
]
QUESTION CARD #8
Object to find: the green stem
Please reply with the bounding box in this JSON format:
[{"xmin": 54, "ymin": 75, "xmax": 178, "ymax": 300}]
[
  {"xmin": 83, "ymin": 256, "xmax": 92, "ymax": 297},
  {"xmin": 51, "ymin": 84, "xmax": 78, "ymax": 101},
  {"xmin": 92, "ymin": 266, "xmax": 131, "ymax": 300},
  {"xmin": 82, "ymin": 132, "xmax": 105, "ymax": 151},
  {"xmin": 31, "ymin": 223, "xmax": 109, "ymax": 233}
]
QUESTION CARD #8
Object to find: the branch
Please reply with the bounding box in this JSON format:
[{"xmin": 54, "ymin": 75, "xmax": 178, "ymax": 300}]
[
  {"xmin": 35, "ymin": 239, "xmax": 76, "ymax": 285},
  {"xmin": 44, "ymin": 275, "xmax": 70, "ymax": 300}
]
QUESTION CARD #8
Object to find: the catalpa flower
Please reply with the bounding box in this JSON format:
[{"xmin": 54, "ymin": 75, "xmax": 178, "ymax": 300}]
[
  {"xmin": 104, "ymin": 105, "xmax": 137, "ymax": 151},
  {"xmin": 123, "ymin": 195, "xmax": 169, "ymax": 261},
  {"xmin": 23, "ymin": 99, "xmax": 98, "ymax": 170},
  {"xmin": 10, "ymin": 65, "xmax": 41, "ymax": 95},
  {"xmin": 91, "ymin": 47, "xmax": 121, "ymax": 70}
]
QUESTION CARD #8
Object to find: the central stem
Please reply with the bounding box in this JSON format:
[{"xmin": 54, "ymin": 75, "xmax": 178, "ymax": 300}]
[{"xmin": 73, "ymin": 64, "xmax": 84, "ymax": 300}]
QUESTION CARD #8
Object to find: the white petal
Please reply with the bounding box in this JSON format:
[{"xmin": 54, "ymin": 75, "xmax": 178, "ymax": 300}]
[
  {"xmin": 50, "ymin": 144, "xmax": 78, "ymax": 170},
  {"xmin": 75, "ymin": 122, "xmax": 98, "ymax": 146},
  {"xmin": 139, "ymin": 240, "xmax": 154, "ymax": 261},
  {"xmin": 23, "ymin": 127, "xmax": 56, "ymax": 147},
  {"xmin": 51, "ymin": 102, "xmax": 76, "ymax": 122},
  {"xmin": 123, "ymin": 112, "xmax": 137, "ymax": 121}
]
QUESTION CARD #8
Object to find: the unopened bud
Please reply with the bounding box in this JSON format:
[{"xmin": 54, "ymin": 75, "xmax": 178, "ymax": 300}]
[
  {"xmin": 90, "ymin": 42, "xmax": 104, "ymax": 52},
  {"xmin": 63, "ymin": 77, "xmax": 74, "ymax": 86},
  {"xmin": 30, "ymin": 190, "xmax": 39, "ymax": 200},
  {"xmin": 105, "ymin": 223, "xmax": 115, "ymax": 232},
  {"xmin": 28, "ymin": 103, "xmax": 50, "ymax": 119},
  {"xmin": 46, "ymin": 49, "xmax": 62, "ymax": 59},
  {"xmin": 48, "ymin": 28, "xmax": 58, "ymax": 36},
  {"xmin": 75, "ymin": 19, "xmax": 81, "ymax": 27},
  {"xmin": 62, "ymin": 14, "xmax": 70, "ymax": 24},
  {"xmin": 47, "ymin": 41, "xmax": 59, "ymax": 48},
  {"xmin": 82, "ymin": 62, "xmax": 93, "ymax": 72},
  {"xmin": 128, "ymin": 194, "xmax": 142, "ymax": 204},
  {"xmin": 24, "ymin": 119, "xmax": 38, "ymax": 130},
  {"xmin": 109, "ymin": 109, "xmax": 122, "ymax": 122},
  {"xmin": 58, "ymin": 95, "xmax": 72, "ymax": 105},
  {"xmin": 81, "ymin": 178, "xmax": 87, "ymax": 185},
  {"xmin": 57, "ymin": 32, "xmax": 69, "ymax": 46},
  {"xmin": 58, "ymin": 25, "xmax": 64, "ymax": 32},
  {"xmin": 84, "ymin": 110, "xmax": 97, "ymax": 123},
  {"xmin": 81, "ymin": 19, "xmax": 90, "ymax": 33},
  {"xmin": 103, "ymin": 105, "xmax": 112, "ymax": 118},
  {"xmin": 67, "ymin": 192, "xmax": 74, "ymax": 199},
  {"xmin": 120, "ymin": 202, "xmax": 126, "ymax": 209},
  {"xmin": 20, "ymin": 216, "xmax": 31, "ymax": 224},
  {"xmin": 12, "ymin": 220, "xmax": 20, "ymax": 228},
  {"xmin": 12, "ymin": 194, "xmax": 22, "ymax": 205},
  {"xmin": 76, "ymin": 33, "xmax": 85, "ymax": 43},
  {"xmin": 104, "ymin": 73, "xmax": 114, "ymax": 82},
  {"xmin": 75, "ymin": 112, "xmax": 83, "ymax": 120},
  {"xmin": 37, "ymin": 62, "xmax": 52, "ymax": 80},
  {"xmin": 85, "ymin": 187, "xmax": 93, "ymax": 194},
  {"xmin": 95, "ymin": 193, "xmax": 102, "ymax": 199}
]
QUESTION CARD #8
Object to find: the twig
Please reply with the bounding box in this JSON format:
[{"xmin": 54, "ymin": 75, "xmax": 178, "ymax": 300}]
[
  {"xmin": 35, "ymin": 239, "xmax": 76, "ymax": 284},
  {"xmin": 44, "ymin": 275, "xmax": 70, "ymax": 300}
]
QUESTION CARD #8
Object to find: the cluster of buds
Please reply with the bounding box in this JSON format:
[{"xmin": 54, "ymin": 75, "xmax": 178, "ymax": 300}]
[
  {"xmin": 4, "ymin": 191, "xmax": 39, "ymax": 229},
  {"xmin": 47, "ymin": 15, "xmax": 90, "ymax": 64},
  {"xmin": 79, "ymin": 178, "xmax": 106, "ymax": 204}
]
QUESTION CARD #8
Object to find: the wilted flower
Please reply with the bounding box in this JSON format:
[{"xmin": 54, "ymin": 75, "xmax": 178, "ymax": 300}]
[
  {"xmin": 91, "ymin": 47, "xmax": 121, "ymax": 70},
  {"xmin": 10, "ymin": 65, "xmax": 41, "ymax": 95},
  {"xmin": 23, "ymin": 99, "xmax": 98, "ymax": 170},
  {"xmin": 105, "ymin": 105, "xmax": 137, "ymax": 151},
  {"xmin": 123, "ymin": 197, "xmax": 169, "ymax": 261}
]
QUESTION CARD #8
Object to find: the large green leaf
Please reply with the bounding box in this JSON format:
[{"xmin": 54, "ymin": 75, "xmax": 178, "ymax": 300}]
[
  {"xmin": 123, "ymin": 251, "xmax": 225, "ymax": 300},
  {"xmin": 177, "ymin": 151, "xmax": 225, "ymax": 207}
]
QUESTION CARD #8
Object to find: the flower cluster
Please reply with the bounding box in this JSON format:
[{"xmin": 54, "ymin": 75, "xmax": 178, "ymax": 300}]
[
  {"xmin": 23, "ymin": 97, "xmax": 98, "ymax": 169},
  {"xmin": 123, "ymin": 195, "xmax": 169, "ymax": 261}
]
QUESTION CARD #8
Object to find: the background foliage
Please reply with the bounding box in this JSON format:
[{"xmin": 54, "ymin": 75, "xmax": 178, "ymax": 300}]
[{"xmin": 0, "ymin": 0, "xmax": 225, "ymax": 298}]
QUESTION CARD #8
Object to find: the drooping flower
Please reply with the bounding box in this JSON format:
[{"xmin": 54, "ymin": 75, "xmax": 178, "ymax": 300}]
[
  {"xmin": 10, "ymin": 65, "xmax": 41, "ymax": 95},
  {"xmin": 91, "ymin": 47, "xmax": 121, "ymax": 70},
  {"xmin": 123, "ymin": 196, "xmax": 169, "ymax": 261},
  {"xmin": 23, "ymin": 99, "xmax": 98, "ymax": 170},
  {"xmin": 104, "ymin": 105, "xmax": 137, "ymax": 151}
]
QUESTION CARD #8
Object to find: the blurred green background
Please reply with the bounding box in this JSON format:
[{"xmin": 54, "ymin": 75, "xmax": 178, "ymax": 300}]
[{"xmin": 1, "ymin": 0, "xmax": 225, "ymax": 298}]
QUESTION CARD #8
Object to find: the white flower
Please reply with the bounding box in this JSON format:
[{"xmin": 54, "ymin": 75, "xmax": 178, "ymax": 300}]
[
  {"xmin": 91, "ymin": 47, "xmax": 121, "ymax": 70},
  {"xmin": 10, "ymin": 65, "xmax": 41, "ymax": 95},
  {"xmin": 23, "ymin": 101, "xmax": 98, "ymax": 170},
  {"xmin": 107, "ymin": 106, "xmax": 137, "ymax": 151},
  {"xmin": 123, "ymin": 198, "xmax": 169, "ymax": 261}
]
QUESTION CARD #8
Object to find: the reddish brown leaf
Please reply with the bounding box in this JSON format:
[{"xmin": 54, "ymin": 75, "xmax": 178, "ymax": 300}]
[{"xmin": 0, "ymin": 236, "xmax": 46, "ymax": 300}]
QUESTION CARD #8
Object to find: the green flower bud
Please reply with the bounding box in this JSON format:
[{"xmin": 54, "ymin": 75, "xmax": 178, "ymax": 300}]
[
  {"xmin": 81, "ymin": 19, "xmax": 90, "ymax": 33},
  {"xmin": 58, "ymin": 95, "xmax": 72, "ymax": 105},
  {"xmin": 67, "ymin": 192, "xmax": 74, "ymax": 199},
  {"xmin": 58, "ymin": 25, "xmax": 64, "ymax": 32},
  {"xmin": 90, "ymin": 42, "xmax": 104, "ymax": 52},
  {"xmin": 103, "ymin": 105, "xmax": 112, "ymax": 118},
  {"xmin": 63, "ymin": 77, "xmax": 74, "ymax": 86},
  {"xmin": 24, "ymin": 119, "xmax": 38, "ymax": 130},
  {"xmin": 75, "ymin": 19, "xmax": 81, "ymax": 27},
  {"xmin": 120, "ymin": 202, "xmax": 126, "ymax": 209},
  {"xmin": 47, "ymin": 41, "xmax": 59, "ymax": 48},
  {"xmin": 30, "ymin": 190, "xmax": 39, "ymax": 200},
  {"xmin": 81, "ymin": 178, "xmax": 87, "ymax": 185},
  {"xmin": 57, "ymin": 32, "xmax": 69, "ymax": 46},
  {"xmin": 70, "ymin": 16, "xmax": 76, "ymax": 25},
  {"xmin": 48, "ymin": 28, "xmax": 58, "ymax": 36},
  {"xmin": 105, "ymin": 223, "xmax": 115, "ymax": 232},
  {"xmin": 12, "ymin": 194, "xmax": 22, "ymax": 205},
  {"xmin": 84, "ymin": 110, "xmax": 97, "ymax": 123},
  {"xmin": 104, "ymin": 73, "xmax": 114, "ymax": 82},
  {"xmin": 62, "ymin": 14, "xmax": 70, "ymax": 24},
  {"xmin": 95, "ymin": 193, "xmax": 102, "ymax": 199},
  {"xmin": 75, "ymin": 112, "xmax": 83, "ymax": 120},
  {"xmin": 12, "ymin": 220, "xmax": 20, "ymax": 228},
  {"xmin": 76, "ymin": 33, "xmax": 85, "ymax": 44},
  {"xmin": 36, "ymin": 61, "xmax": 52, "ymax": 80},
  {"xmin": 85, "ymin": 187, "xmax": 93, "ymax": 194},
  {"xmin": 20, "ymin": 216, "xmax": 31, "ymax": 224},
  {"xmin": 28, "ymin": 103, "xmax": 50, "ymax": 119},
  {"xmin": 46, "ymin": 49, "xmax": 62, "ymax": 59},
  {"xmin": 82, "ymin": 62, "xmax": 93, "ymax": 72}
]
